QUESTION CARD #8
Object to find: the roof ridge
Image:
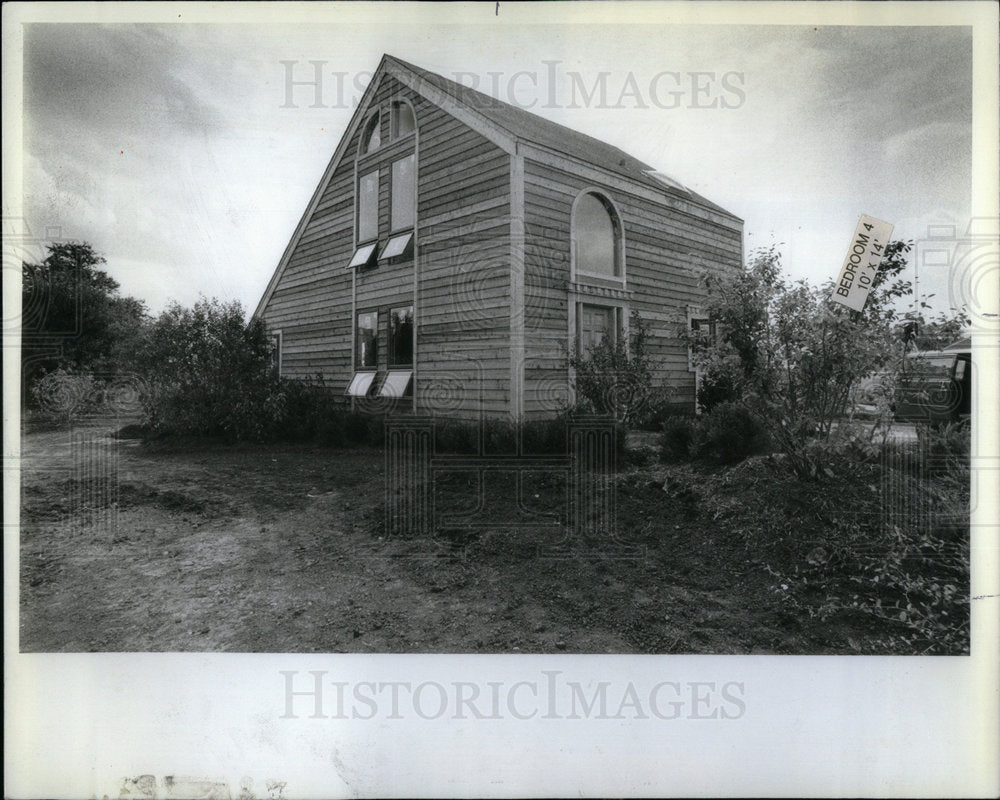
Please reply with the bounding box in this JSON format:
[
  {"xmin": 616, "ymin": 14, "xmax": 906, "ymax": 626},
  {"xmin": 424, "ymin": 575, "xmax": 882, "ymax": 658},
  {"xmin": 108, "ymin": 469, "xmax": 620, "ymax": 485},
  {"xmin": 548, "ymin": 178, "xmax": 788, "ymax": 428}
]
[
  {"xmin": 384, "ymin": 54, "xmax": 739, "ymax": 220},
  {"xmin": 386, "ymin": 54, "xmax": 656, "ymax": 169}
]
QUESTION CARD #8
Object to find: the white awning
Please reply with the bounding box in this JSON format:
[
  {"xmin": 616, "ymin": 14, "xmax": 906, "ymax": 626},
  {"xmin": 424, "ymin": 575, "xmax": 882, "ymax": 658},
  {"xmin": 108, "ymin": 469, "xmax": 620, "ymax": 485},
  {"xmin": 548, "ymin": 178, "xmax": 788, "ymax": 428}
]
[
  {"xmin": 346, "ymin": 371, "xmax": 377, "ymax": 397},
  {"xmin": 378, "ymin": 370, "xmax": 413, "ymax": 398},
  {"xmin": 378, "ymin": 232, "xmax": 413, "ymax": 260},
  {"xmin": 347, "ymin": 242, "xmax": 378, "ymax": 269}
]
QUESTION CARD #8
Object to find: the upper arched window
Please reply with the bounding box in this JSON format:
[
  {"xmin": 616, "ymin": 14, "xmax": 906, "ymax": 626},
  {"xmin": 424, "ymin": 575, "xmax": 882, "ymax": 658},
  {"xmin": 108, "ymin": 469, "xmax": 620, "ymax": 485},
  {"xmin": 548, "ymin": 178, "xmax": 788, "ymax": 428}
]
[
  {"xmin": 391, "ymin": 101, "xmax": 416, "ymax": 139},
  {"xmin": 572, "ymin": 191, "xmax": 622, "ymax": 279},
  {"xmin": 361, "ymin": 112, "xmax": 381, "ymax": 154}
]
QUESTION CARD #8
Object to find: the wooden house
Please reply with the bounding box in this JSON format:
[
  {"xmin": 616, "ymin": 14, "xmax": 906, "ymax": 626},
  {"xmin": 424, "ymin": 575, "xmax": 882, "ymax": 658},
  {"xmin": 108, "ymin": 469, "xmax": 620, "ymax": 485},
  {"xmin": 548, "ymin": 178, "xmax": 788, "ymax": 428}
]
[{"xmin": 254, "ymin": 55, "xmax": 744, "ymax": 419}]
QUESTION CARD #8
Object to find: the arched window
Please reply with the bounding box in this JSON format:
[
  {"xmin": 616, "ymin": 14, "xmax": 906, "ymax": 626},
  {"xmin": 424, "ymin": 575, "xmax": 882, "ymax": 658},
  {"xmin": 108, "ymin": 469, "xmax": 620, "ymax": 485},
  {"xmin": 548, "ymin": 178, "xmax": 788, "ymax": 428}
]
[
  {"xmin": 572, "ymin": 191, "xmax": 622, "ymax": 279},
  {"xmin": 391, "ymin": 100, "xmax": 416, "ymax": 139},
  {"xmin": 361, "ymin": 112, "xmax": 381, "ymax": 154}
]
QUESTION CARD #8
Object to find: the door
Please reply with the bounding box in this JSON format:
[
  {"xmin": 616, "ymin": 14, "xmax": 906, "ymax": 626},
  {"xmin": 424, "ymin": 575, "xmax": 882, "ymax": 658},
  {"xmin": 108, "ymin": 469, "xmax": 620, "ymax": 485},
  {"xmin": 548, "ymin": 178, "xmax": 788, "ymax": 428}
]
[{"xmin": 579, "ymin": 304, "xmax": 615, "ymax": 355}]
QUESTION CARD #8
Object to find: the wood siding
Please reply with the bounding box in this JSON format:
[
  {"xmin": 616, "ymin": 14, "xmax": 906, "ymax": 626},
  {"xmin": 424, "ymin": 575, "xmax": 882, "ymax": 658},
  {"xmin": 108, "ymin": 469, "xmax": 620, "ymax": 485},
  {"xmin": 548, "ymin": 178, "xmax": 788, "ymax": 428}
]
[
  {"xmin": 259, "ymin": 74, "xmax": 512, "ymax": 417},
  {"xmin": 522, "ymin": 158, "xmax": 743, "ymax": 416}
]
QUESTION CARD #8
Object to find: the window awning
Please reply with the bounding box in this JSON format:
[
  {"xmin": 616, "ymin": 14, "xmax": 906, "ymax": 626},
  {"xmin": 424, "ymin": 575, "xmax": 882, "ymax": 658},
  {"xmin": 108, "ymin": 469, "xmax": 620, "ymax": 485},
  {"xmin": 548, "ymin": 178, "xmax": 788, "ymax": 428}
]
[
  {"xmin": 378, "ymin": 370, "xmax": 413, "ymax": 398},
  {"xmin": 379, "ymin": 232, "xmax": 413, "ymax": 261},
  {"xmin": 346, "ymin": 371, "xmax": 377, "ymax": 397},
  {"xmin": 347, "ymin": 243, "xmax": 378, "ymax": 269}
]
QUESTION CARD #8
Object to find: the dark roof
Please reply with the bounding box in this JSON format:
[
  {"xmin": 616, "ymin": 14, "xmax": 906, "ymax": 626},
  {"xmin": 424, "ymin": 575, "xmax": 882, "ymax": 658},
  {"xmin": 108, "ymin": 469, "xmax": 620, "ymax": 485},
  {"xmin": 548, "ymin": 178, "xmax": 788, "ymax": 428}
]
[{"xmin": 386, "ymin": 55, "xmax": 740, "ymax": 220}]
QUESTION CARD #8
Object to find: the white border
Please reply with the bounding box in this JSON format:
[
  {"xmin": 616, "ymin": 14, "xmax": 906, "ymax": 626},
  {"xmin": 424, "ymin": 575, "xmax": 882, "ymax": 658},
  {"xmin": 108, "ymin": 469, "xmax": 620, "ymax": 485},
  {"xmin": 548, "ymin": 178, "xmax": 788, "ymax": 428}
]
[{"xmin": 4, "ymin": 3, "xmax": 998, "ymax": 799}]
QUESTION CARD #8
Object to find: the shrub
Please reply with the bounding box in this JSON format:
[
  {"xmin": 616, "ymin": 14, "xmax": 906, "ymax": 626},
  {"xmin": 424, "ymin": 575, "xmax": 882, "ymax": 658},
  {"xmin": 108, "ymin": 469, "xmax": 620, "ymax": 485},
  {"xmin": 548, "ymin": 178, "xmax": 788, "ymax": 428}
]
[
  {"xmin": 698, "ymin": 401, "xmax": 771, "ymax": 463},
  {"xmin": 136, "ymin": 297, "xmax": 279, "ymax": 441},
  {"xmin": 520, "ymin": 415, "xmax": 569, "ymax": 454},
  {"xmin": 660, "ymin": 415, "xmax": 697, "ymax": 462},
  {"xmin": 569, "ymin": 310, "xmax": 653, "ymax": 426},
  {"xmin": 659, "ymin": 403, "xmax": 769, "ymax": 464},
  {"xmin": 632, "ymin": 387, "xmax": 680, "ymax": 431}
]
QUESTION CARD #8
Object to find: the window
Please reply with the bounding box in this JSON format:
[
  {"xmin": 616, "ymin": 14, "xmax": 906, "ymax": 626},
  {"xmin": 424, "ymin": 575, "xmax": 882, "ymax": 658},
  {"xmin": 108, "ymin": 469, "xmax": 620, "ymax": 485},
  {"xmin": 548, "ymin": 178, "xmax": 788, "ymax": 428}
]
[
  {"xmin": 269, "ymin": 330, "xmax": 282, "ymax": 375},
  {"xmin": 687, "ymin": 314, "xmax": 715, "ymax": 371},
  {"xmin": 578, "ymin": 304, "xmax": 617, "ymax": 355},
  {"xmin": 347, "ymin": 242, "xmax": 378, "ymax": 269},
  {"xmin": 357, "ymin": 169, "xmax": 379, "ymax": 243},
  {"xmin": 388, "ymin": 305, "xmax": 413, "ymax": 366},
  {"xmin": 391, "ymin": 101, "xmax": 416, "ymax": 139},
  {"xmin": 361, "ymin": 113, "xmax": 381, "ymax": 154},
  {"xmin": 379, "ymin": 232, "xmax": 413, "ymax": 261},
  {"xmin": 378, "ymin": 370, "xmax": 413, "ymax": 398},
  {"xmin": 356, "ymin": 311, "xmax": 378, "ymax": 368},
  {"xmin": 347, "ymin": 371, "xmax": 377, "ymax": 398},
  {"xmin": 572, "ymin": 192, "xmax": 621, "ymax": 278},
  {"xmin": 391, "ymin": 154, "xmax": 415, "ymax": 231}
]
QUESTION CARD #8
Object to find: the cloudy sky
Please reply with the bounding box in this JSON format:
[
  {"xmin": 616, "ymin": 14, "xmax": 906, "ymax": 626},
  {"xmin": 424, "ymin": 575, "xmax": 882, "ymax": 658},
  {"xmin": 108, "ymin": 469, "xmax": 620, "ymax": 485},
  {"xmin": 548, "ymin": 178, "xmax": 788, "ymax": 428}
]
[{"xmin": 15, "ymin": 6, "xmax": 977, "ymax": 317}]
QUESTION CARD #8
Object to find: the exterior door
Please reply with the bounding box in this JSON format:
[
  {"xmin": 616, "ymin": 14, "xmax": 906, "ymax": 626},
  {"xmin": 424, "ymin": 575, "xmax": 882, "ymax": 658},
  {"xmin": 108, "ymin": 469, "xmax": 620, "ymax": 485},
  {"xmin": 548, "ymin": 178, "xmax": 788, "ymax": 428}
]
[{"xmin": 579, "ymin": 304, "xmax": 615, "ymax": 354}]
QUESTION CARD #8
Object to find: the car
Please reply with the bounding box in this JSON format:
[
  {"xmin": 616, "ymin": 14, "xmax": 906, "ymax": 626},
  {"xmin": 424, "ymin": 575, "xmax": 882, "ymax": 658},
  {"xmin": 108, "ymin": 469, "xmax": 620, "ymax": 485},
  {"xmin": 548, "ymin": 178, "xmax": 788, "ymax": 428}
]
[{"xmin": 893, "ymin": 347, "xmax": 972, "ymax": 424}]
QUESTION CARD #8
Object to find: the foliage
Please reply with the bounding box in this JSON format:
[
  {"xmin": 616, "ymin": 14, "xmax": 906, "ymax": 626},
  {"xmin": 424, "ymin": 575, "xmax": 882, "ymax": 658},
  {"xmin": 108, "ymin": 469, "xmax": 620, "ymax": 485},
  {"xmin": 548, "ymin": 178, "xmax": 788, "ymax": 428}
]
[
  {"xmin": 135, "ymin": 297, "xmax": 281, "ymax": 440},
  {"xmin": 688, "ymin": 242, "xmax": 921, "ymax": 475},
  {"xmin": 660, "ymin": 415, "xmax": 697, "ymax": 461},
  {"xmin": 659, "ymin": 401, "xmax": 770, "ymax": 464},
  {"xmin": 569, "ymin": 310, "xmax": 653, "ymax": 426},
  {"xmin": 753, "ymin": 429, "xmax": 969, "ymax": 654},
  {"xmin": 896, "ymin": 308, "xmax": 971, "ymax": 352},
  {"xmin": 21, "ymin": 242, "xmax": 149, "ymax": 402}
]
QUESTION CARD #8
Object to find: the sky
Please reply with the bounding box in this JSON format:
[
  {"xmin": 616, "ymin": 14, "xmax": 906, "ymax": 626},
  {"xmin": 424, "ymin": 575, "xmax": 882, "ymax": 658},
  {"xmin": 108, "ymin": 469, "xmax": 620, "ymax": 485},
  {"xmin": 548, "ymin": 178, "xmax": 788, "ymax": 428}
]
[{"xmin": 16, "ymin": 10, "xmax": 976, "ymax": 319}]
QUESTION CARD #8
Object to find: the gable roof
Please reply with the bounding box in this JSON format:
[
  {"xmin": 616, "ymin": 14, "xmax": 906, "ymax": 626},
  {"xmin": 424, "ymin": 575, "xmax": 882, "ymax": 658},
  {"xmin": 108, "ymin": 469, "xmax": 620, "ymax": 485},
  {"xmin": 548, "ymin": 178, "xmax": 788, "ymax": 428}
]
[
  {"xmin": 385, "ymin": 55, "xmax": 739, "ymax": 218},
  {"xmin": 254, "ymin": 54, "xmax": 741, "ymax": 319}
]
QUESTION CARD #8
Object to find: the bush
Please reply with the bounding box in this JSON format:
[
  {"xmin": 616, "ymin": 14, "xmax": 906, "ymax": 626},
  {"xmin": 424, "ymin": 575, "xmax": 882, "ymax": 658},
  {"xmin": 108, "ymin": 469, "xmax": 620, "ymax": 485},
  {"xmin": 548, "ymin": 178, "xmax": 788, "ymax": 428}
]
[
  {"xmin": 659, "ymin": 403, "xmax": 769, "ymax": 464},
  {"xmin": 569, "ymin": 310, "xmax": 653, "ymax": 426},
  {"xmin": 699, "ymin": 401, "xmax": 771, "ymax": 463},
  {"xmin": 137, "ymin": 298, "xmax": 280, "ymax": 441},
  {"xmin": 660, "ymin": 415, "xmax": 697, "ymax": 461}
]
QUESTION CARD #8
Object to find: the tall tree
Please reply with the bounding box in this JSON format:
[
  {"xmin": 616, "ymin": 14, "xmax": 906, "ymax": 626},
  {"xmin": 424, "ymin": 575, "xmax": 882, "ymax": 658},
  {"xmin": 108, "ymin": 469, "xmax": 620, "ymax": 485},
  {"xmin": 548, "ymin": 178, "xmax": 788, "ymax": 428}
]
[{"xmin": 21, "ymin": 242, "xmax": 148, "ymax": 386}]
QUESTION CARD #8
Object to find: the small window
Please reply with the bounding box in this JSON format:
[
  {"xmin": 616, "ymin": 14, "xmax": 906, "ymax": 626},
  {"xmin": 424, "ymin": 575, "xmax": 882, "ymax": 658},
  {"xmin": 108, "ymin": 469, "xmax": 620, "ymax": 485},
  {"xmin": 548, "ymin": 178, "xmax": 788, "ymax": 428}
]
[
  {"xmin": 361, "ymin": 113, "xmax": 380, "ymax": 154},
  {"xmin": 578, "ymin": 304, "xmax": 617, "ymax": 355},
  {"xmin": 348, "ymin": 242, "xmax": 378, "ymax": 269},
  {"xmin": 269, "ymin": 330, "xmax": 282, "ymax": 375},
  {"xmin": 379, "ymin": 370, "xmax": 413, "ymax": 398},
  {"xmin": 389, "ymin": 305, "xmax": 414, "ymax": 366},
  {"xmin": 358, "ymin": 169, "xmax": 379, "ymax": 243},
  {"xmin": 687, "ymin": 316, "xmax": 715, "ymax": 371},
  {"xmin": 573, "ymin": 192, "xmax": 621, "ymax": 278},
  {"xmin": 391, "ymin": 154, "xmax": 415, "ymax": 231},
  {"xmin": 391, "ymin": 101, "xmax": 415, "ymax": 139},
  {"xmin": 379, "ymin": 232, "xmax": 413, "ymax": 261},
  {"xmin": 347, "ymin": 371, "xmax": 377, "ymax": 398},
  {"xmin": 356, "ymin": 311, "xmax": 378, "ymax": 368}
]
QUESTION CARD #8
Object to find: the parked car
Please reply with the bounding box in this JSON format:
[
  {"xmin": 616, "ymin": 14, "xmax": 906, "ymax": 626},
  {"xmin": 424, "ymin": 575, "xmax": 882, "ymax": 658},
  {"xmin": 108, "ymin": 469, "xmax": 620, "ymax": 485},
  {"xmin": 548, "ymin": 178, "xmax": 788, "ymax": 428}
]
[{"xmin": 894, "ymin": 348, "xmax": 972, "ymax": 424}]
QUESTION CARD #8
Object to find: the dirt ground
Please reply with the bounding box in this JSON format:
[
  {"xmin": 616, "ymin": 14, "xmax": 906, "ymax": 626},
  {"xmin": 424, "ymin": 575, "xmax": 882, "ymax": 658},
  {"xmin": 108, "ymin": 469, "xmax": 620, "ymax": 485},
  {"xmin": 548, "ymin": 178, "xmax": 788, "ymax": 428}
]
[{"xmin": 18, "ymin": 419, "xmax": 963, "ymax": 654}]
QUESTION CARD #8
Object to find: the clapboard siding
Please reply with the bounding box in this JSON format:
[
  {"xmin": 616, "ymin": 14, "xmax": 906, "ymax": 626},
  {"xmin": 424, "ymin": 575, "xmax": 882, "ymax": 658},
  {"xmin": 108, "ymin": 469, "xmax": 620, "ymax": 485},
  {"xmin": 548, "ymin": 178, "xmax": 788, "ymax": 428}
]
[
  {"xmin": 261, "ymin": 71, "xmax": 512, "ymax": 412},
  {"xmin": 411, "ymin": 85, "xmax": 511, "ymax": 418},
  {"xmin": 258, "ymin": 58, "xmax": 741, "ymax": 419},
  {"xmin": 522, "ymin": 158, "xmax": 742, "ymax": 414}
]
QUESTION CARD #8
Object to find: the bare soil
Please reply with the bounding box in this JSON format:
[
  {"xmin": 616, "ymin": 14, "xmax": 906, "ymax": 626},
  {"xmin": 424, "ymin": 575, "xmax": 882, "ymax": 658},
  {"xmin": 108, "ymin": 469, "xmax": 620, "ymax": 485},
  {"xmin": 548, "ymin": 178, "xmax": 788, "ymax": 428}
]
[{"xmin": 19, "ymin": 420, "xmax": 966, "ymax": 653}]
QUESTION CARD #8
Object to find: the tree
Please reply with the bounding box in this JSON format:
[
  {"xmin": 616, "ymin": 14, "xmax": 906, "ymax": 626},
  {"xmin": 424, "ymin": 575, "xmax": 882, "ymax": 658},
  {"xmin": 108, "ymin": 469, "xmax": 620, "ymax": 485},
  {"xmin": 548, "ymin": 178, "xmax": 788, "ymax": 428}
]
[{"xmin": 21, "ymin": 242, "xmax": 149, "ymax": 386}]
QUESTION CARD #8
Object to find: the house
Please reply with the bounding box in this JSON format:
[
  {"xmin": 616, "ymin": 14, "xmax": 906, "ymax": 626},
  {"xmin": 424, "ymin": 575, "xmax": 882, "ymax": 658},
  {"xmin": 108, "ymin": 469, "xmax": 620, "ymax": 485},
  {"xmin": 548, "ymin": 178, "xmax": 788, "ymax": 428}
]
[{"xmin": 254, "ymin": 55, "xmax": 744, "ymax": 420}]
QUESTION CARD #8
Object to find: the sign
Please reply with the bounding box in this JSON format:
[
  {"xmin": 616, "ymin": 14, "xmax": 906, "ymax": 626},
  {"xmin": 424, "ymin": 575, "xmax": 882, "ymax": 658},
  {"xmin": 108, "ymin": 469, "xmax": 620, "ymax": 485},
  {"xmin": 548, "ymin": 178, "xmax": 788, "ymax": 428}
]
[{"xmin": 831, "ymin": 215, "xmax": 894, "ymax": 312}]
